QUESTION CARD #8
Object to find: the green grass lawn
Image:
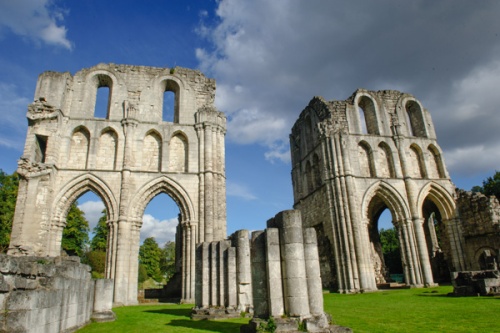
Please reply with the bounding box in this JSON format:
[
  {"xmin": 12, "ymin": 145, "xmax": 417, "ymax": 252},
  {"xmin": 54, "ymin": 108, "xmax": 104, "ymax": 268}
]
[{"xmin": 79, "ymin": 286, "xmax": 500, "ymax": 333}]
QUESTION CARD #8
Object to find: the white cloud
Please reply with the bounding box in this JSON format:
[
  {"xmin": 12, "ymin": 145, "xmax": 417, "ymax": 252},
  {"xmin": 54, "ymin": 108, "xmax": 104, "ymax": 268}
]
[
  {"xmin": 0, "ymin": 0, "xmax": 72, "ymax": 50},
  {"xmin": 78, "ymin": 200, "xmax": 105, "ymax": 231},
  {"xmin": 141, "ymin": 214, "xmax": 178, "ymax": 246},
  {"xmin": 227, "ymin": 181, "xmax": 257, "ymax": 201},
  {"xmin": 197, "ymin": 0, "xmax": 500, "ymax": 176}
]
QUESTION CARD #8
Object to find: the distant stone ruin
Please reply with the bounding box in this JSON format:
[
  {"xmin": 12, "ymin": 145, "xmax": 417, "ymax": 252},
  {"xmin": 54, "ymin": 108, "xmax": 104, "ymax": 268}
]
[{"xmin": 289, "ymin": 90, "xmax": 499, "ymax": 293}]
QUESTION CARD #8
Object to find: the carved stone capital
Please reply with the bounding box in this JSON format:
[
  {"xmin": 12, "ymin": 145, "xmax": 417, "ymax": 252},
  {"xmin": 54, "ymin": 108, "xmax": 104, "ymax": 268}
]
[{"xmin": 17, "ymin": 157, "xmax": 54, "ymax": 178}]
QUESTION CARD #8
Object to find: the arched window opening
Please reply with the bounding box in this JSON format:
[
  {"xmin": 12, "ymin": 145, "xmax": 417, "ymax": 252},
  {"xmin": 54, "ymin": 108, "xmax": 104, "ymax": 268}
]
[
  {"xmin": 143, "ymin": 131, "xmax": 162, "ymax": 172},
  {"xmin": 408, "ymin": 145, "xmax": 425, "ymax": 178},
  {"xmin": 358, "ymin": 142, "xmax": 374, "ymax": 177},
  {"xmin": 169, "ymin": 133, "xmax": 188, "ymax": 172},
  {"xmin": 377, "ymin": 143, "xmax": 395, "ymax": 178},
  {"xmin": 63, "ymin": 191, "xmax": 107, "ymax": 278},
  {"xmin": 93, "ymin": 74, "xmax": 113, "ymax": 119},
  {"xmin": 405, "ymin": 101, "xmax": 426, "ymax": 138},
  {"xmin": 304, "ymin": 114, "xmax": 313, "ymax": 152},
  {"xmin": 358, "ymin": 106, "xmax": 368, "ymax": 134},
  {"xmin": 358, "ymin": 96, "xmax": 378, "ymax": 135},
  {"xmin": 428, "ymin": 145, "xmax": 445, "ymax": 179},
  {"xmin": 94, "ymin": 86, "xmax": 110, "ymax": 118},
  {"xmin": 422, "ymin": 198, "xmax": 449, "ymax": 283},
  {"xmin": 140, "ymin": 193, "xmax": 180, "ymax": 286},
  {"xmin": 367, "ymin": 198, "xmax": 403, "ymax": 284},
  {"xmin": 34, "ymin": 135, "xmax": 48, "ymax": 163},
  {"xmin": 96, "ymin": 129, "xmax": 118, "ymax": 170},
  {"xmin": 69, "ymin": 127, "xmax": 90, "ymax": 169},
  {"xmin": 163, "ymin": 91, "xmax": 175, "ymax": 122},
  {"xmin": 162, "ymin": 80, "xmax": 180, "ymax": 123}
]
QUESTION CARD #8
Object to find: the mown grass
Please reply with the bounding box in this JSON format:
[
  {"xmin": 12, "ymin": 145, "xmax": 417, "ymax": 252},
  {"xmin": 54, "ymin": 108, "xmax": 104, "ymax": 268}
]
[{"xmin": 79, "ymin": 286, "xmax": 500, "ymax": 333}]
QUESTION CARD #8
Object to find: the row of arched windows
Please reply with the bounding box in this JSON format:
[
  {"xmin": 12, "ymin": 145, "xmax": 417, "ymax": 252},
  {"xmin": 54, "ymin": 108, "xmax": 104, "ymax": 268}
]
[
  {"xmin": 355, "ymin": 95, "xmax": 428, "ymax": 138},
  {"xmin": 92, "ymin": 73, "xmax": 179, "ymax": 122},
  {"xmin": 357, "ymin": 141, "xmax": 445, "ymax": 179},
  {"xmin": 67, "ymin": 127, "xmax": 188, "ymax": 172}
]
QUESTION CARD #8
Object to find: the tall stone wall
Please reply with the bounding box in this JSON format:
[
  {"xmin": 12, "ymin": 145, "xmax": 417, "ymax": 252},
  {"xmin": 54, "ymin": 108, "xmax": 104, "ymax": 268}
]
[
  {"xmin": 290, "ymin": 89, "xmax": 458, "ymax": 293},
  {"xmin": 0, "ymin": 255, "xmax": 114, "ymax": 333},
  {"xmin": 9, "ymin": 63, "xmax": 227, "ymax": 304}
]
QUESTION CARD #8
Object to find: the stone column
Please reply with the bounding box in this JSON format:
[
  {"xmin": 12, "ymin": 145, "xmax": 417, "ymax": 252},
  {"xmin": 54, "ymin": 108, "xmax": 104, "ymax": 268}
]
[
  {"xmin": 265, "ymin": 228, "xmax": 284, "ymax": 317},
  {"xmin": 232, "ymin": 229, "xmax": 253, "ymax": 312},
  {"xmin": 413, "ymin": 218, "xmax": 435, "ymax": 286},
  {"xmin": 251, "ymin": 231, "xmax": 268, "ymax": 318},
  {"xmin": 219, "ymin": 240, "xmax": 231, "ymax": 306},
  {"xmin": 92, "ymin": 279, "xmax": 116, "ymax": 322},
  {"xmin": 303, "ymin": 228, "xmax": 323, "ymax": 315},
  {"xmin": 227, "ymin": 247, "xmax": 237, "ymax": 308},
  {"xmin": 113, "ymin": 219, "xmax": 132, "ymax": 305},
  {"xmin": 273, "ymin": 210, "xmax": 310, "ymax": 317},
  {"xmin": 127, "ymin": 219, "xmax": 141, "ymax": 305},
  {"xmin": 210, "ymin": 241, "xmax": 218, "ymax": 305},
  {"xmin": 204, "ymin": 124, "xmax": 214, "ymax": 242}
]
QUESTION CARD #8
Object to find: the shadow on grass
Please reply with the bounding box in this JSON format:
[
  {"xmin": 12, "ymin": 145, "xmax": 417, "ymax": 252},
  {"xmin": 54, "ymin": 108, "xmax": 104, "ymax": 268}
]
[
  {"xmin": 143, "ymin": 308, "xmax": 192, "ymax": 317},
  {"xmin": 166, "ymin": 319, "xmax": 243, "ymax": 333}
]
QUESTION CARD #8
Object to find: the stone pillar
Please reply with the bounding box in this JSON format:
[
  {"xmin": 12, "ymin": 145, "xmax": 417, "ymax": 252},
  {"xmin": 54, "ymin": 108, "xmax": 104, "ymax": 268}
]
[
  {"xmin": 113, "ymin": 219, "xmax": 133, "ymax": 305},
  {"xmin": 92, "ymin": 279, "xmax": 116, "ymax": 322},
  {"xmin": 413, "ymin": 218, "xmax": 435, "ymax": 286},
  {"xmin": 271, "ymin": 210, "xmax": 310, "ymax": 317},
  {"xmin": 204, "ymin": 125, "xmax": 214, "ymax": 242},
  {"xmin": 210, "ymin": 241, "xmax": 218, "ymax": 305},
  {"xmin": 232, "ymin": 230, "xmax": 253, "ymax": 312},
  {"xmin": 265, "ymin": 228, "xmax": 284, "ymax": 317},
  {"xmin": 303, "ymin": 228, "xmax": 323, "ymax": 315},
  {"xmin": 227, "ymin": 247, "xmax": 237, "ymax": 308},
  {"xmin": 251, "ymin": 231, "xmax": 268, "ymax": 318}
]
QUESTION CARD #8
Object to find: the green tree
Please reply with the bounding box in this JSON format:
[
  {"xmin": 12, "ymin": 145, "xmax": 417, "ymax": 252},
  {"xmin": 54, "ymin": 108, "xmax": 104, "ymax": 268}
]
[
  {"xmin": 0, "ymin": 170, "xmax": 19, "ymax": 253},
  {"xmin": 160, "ymin": 241, "xmax": 176, "ymax": 282},
  {"xmin": 139, "ymin": 237, "xmax": 163, "ymax": 282},
  {"xmin": 62, "ymin": 202, "xmax": 90, "ymax": 257},
  {"xmin": 473, "ymin": 171, "xmax": 500, "ymax": 200},
  {"xmin": 379, "ymin": 228, "xmax": 403, "ymax": 274},
  {"xmin": 91, "ymin": 209, "xmax": 108, "ymax": 251}
]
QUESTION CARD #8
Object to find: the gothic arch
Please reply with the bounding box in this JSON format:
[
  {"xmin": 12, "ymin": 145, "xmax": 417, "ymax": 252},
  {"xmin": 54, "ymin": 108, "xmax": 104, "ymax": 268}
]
[
  {"xmin": 169, "ymin": 131, "xmax": 188, "ymax": 172},
  {"xmin": 427, "ymin": 144, "xmax": 445, "ymax": 179},
  {"xmin": 68, "ymin": 126, "xmax": 91, "ymax": 169},
  {"xmin": 143, "ymin": 130, "xmax": 162, "ymax": 172},
  {"xmin": 361, "ymin": 181, "xmax": 411, "ymax": 224},
  {"xmin": 358, "ymin": 141, "xmax": 375, "ymax": 177},
  {"xmin": 82, "ymin": 69, "xmax": 125, "ymax": 119},
  {"xmin": 416, "ymin": 182, "xmax": 456, "ymax": 221},
  {"xmin": 377, "ymin": 141, "xmax": 395, "ymax": 178},
  {"xmin": 96, "ymin": 127, "xmax": 119, "ymax": 170},
  {"xmin": 396, "ymin": 95, "xmax": 428, "ymax": 138},
  {"xmin": 355, "ymin": 94, "xmax": 381, "ymax": 135},
  {"xmin": 51, "ymin": 173, "xmax": 118, "ymax": 224},
  {"xmin": 128, "ymin": 176, "xmax": 196, "ymax": 223},
  {"xmin": 409, "ymin": 143, "xmax": 426, "ymax": 178}
]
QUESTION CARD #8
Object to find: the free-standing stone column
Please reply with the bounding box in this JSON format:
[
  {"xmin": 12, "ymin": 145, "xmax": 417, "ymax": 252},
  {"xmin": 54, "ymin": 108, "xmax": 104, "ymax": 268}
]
[
  {"xmin": 251, "ymin": 231, "xmax": 268, "ymax": 318},
  {"xmin": 265, "ymin": 228, "xmax": 284, "ymax": 317},
  {"xmin": 270, "ymin": 210, "xmax": 310, "ymax": 317},
  {"xmin": 232, "ymin": 229, "xmax": 253, "ymax": 312},
  {"xmin": 227, "ymin": 247, "xmax": 237, "ymax": 308},
  {"xmin": 303, "ymin": 228, "xmax": 323, "ymax": 315}
]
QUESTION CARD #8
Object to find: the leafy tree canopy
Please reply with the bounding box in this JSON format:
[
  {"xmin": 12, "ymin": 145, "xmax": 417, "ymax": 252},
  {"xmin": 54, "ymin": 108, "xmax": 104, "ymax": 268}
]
[
  {"xmin": 473, "ymin": 171, "xmax": 500, "ymax": 200},
  {"xmin": 62, "ymin": 201, "xmax": 90, "ymax": 257},
  {"xmin": 91, "ymin": 209, "xmax": 108, "ymax": 251},
  {"xmin": 0, "ymin": 170, "xmax": 19, "ymax": 253},
  {"xmin": 139, "ymin": 237, "xmax": 163, "ymax": 282},
  {"xmin": 160, "ymin": 241, "xmax": 176, "ymax": 282}
]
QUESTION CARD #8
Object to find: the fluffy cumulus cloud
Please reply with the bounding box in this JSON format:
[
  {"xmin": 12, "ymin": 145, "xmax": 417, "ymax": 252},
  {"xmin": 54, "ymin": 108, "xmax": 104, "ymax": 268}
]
[
  {"xmin": 140, "ymin": 214, "xmax": 178, "ymax": 246},
  {"xmin": 78, "ymin": 200, "xmax": 105, "ymax": 231},
  {"xmin": 0, "ymin": 0, "xmax": 72, "ymax": 49},
  {"xmin": 197, "ymin": 0, "xmax": 500, "ymax": 173}
]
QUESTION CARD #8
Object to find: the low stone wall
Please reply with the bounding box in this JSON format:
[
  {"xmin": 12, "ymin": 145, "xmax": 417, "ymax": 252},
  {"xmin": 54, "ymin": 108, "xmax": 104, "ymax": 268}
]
[{"xmin": 0, "ymin": 255, "xmax": 114, "ymax": 333}]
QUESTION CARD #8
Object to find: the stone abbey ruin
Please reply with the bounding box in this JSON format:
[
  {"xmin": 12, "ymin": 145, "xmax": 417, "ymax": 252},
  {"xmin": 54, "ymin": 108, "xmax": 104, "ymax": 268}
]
[{"xmin": 3, "ymin": 63, "xmax": 499, "ymax": 331}]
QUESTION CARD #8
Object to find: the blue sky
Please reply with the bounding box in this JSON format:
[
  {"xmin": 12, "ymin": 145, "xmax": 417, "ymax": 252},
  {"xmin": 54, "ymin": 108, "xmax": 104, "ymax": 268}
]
[{"xmin": 1, "ymin": 1, "xmax": 500, "ymax": 245}]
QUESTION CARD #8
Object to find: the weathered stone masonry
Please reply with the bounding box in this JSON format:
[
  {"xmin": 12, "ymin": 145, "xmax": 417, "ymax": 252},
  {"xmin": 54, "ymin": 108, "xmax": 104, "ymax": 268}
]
[
  {"xmin": 290, "ymin": 90, "xmax": 460, "ymax": 292},
  {"xmin": 8, "ymin": 64, "xmax": 227, "ymax": 305}
]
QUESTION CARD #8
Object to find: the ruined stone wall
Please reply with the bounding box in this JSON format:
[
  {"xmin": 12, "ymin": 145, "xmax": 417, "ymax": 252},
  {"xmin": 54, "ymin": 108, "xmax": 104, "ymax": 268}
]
[
  {"xmin": 0, "ymin": 255, "xmax": 114, "ymax": 333},
  {"xmin": 290, "ymin": 89, "xmax": 457, "ymax": 293},
  {"xmin": 456, "ymin": 190, "xmax": 500, "ymax": 270},
  {"xmin": 9, "ymin": 64, "xmax": 227, "ymax": 305}
]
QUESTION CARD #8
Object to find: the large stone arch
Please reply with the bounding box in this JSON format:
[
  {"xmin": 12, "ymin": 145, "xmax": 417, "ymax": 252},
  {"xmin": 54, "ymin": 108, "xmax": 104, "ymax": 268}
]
[
  {"xmin": 361, "ymin": 181, "xmax": 410, "ymax": 224},
  {"xmin": 416, "ymin": 182, "xmax": 456, "ymax": 221},
  {"xmin": 128, "ymin": 176, "xmax": 195, "ymax": 223},
  {"xmin": 48, "ymin": 173, "xmax": 118, "ymax": 256}
]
